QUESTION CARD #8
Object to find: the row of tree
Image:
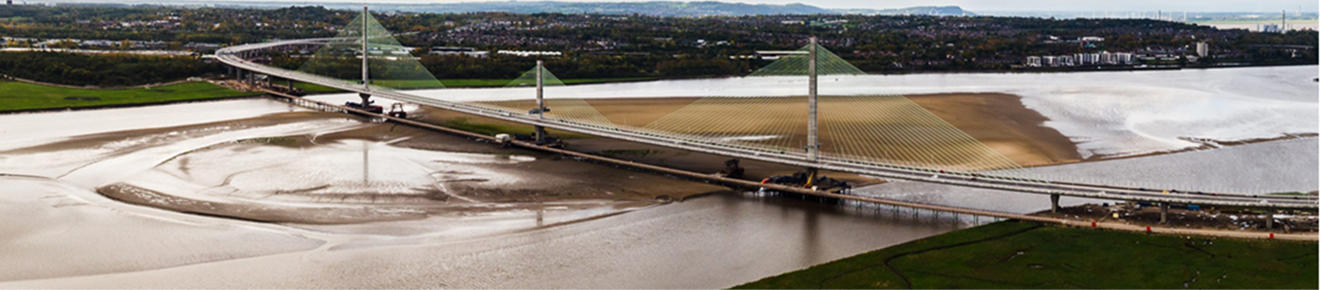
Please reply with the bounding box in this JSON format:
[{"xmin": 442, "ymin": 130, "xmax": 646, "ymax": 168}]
[
  {"xmin": 269, "ymin": 52, "xmax": 750, "ymax": 80},
  {"xmin": 0, "ymin": 52, "xmax": 224, "ymax": 86}
]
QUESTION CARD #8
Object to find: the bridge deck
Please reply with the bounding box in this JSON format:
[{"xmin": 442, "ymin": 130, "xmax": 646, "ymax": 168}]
[{"xmin": 217, "ymin": 39, "xmax": 1317, "ymax": 210}]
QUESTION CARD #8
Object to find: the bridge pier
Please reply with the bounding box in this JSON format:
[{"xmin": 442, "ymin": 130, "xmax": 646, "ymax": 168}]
[
  {"xmin": 1159, "ymin": 202, "xmax": 1169, "ymax": 224},
  {"xmin": 358, "ymin": 93, "xmax": 372, "ymax": 105},
  {"xmin": 535, "ymin": 126, "xmax": 547, "ymax": 144},
  {"xmin": 1265, "ymin": 212, "xmax": 1274, "ymax": 230},
  {"xmin": 1049, "ymin": 194, "xmax": 1060, "ymax": 214}
]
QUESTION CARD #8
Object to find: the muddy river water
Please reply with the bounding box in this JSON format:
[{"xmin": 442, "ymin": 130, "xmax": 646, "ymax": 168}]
[
  {"xmin": 1, "ymin": 66, "xmax": 1316, "ymax": 288},
  {"xmin": 0, "ymin": 100, "xmax": 966, "ymax": 288}
]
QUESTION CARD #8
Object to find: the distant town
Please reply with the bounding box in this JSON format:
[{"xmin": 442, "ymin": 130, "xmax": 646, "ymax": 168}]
[{"xmin": 0, "ymin": 2, "xmax": 1314, "ymax": 82}]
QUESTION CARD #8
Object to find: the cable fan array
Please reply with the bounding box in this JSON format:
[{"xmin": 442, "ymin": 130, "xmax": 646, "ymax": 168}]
[{"xmin": 296, "ymin": 9, "xmax": 444, "ymax": 90}]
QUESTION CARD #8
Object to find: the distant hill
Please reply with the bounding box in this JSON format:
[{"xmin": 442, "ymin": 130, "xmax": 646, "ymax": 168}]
[
  {"xmin": 181, "ymin": 1, "xmax": 835, "ymax": 17},
  {"xmin": 833, "ymin": 6, "xmax": 975, "ymax": 16},
  {"xmin": 400, "ymin": 1, "xmax": 837, "ymax": 17},
  {"xmin": 51, "ymin": 1, "xmax": 975, "ymax": 18}
]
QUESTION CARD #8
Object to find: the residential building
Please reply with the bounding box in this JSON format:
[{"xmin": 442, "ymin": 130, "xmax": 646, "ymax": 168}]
[
  {"xmin": 429, "ymin": 46, "xmax": 489, "ymax": 58},
  {"xmin": 496, "ymin": 50, "xmax": 562, "ymax": 57},
  {"xmin": 1025, "ymin": 56, "xmax": 1042, "ymax": 67},
  {"xmin": 755, "ymin": 50, "xmax": 807, "ymax": 60}
]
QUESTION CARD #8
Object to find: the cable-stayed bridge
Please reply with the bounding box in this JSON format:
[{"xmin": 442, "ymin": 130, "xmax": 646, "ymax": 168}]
[{"xmin": 214, "ymin": 10, "xmax": 1315, "ymax": 211}]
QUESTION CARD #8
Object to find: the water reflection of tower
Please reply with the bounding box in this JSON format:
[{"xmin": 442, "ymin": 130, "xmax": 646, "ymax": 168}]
[{"xmin": 362, "ymin": 141, "xmax": 370, "ymax": 185}]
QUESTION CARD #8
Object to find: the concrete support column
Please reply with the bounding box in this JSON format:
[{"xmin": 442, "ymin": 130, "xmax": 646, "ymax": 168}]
[
  {"xmin": 1265, "ymin": 212, "xmax": 1274, "ymax": 230},
  {"xmin": 535, "ymin": 60, "xmax": 546, "ymax": 144},
  {"xmin": 359, "ymin": 93, "xmax": 371, "ymax": 105},
  {"xmin": 1050, "ymin": 194, "xmax": 1060, "ymax": 214},
  {"xmin": 1159, "ymin": 202, "xmax": 1169, "ymax": 224},
  {"xmin": 536, "ymin": 60, "xmax": 545, "ymax": 119},
  {"xmin": 535, "ymin": 126, "xmax": 547, "ymax": 144},
  {"xmin": 236, "ymin": 68, "xmax": 243, "ymax": 82}
]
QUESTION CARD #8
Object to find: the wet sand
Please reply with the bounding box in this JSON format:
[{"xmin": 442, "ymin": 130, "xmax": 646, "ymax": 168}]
[
  {"xmin": 1, "ymin": 92, "xmax": 1310, "ymax": 287},
  {"xmin": 417, "ymin": 105, "xmax": 879, "ymax": 185},
  {"xmin": 108, "ymin": 120, "xmax": 725, "ymax": 224},
  {"xmin": 433, "ymin": 93, "xmax": 1080, "ymax": 170},
  {"xmin": 2, "ymin": 193, "xmax": 963, "ymax": 288},
  {"xmin": 2, "ymin": 103, "xmax": 726, "ymax": 226},
  {"xmin": 0, "ymin": 98, "xmax": 964, "ymax": 286},
  {"xmin": 906, "ymin": 93, "xmax": 1081, "ymax": 166}
]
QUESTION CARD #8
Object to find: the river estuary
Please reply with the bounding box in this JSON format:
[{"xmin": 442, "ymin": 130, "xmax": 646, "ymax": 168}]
[{"xmin": 0, "ymin": 66, "xmax": 1315, "ymax": 288}]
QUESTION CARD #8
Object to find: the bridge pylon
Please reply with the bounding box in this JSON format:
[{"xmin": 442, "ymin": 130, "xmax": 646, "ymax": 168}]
[
  {"xmin": 357, "ymin": 5, "xmax": 372, "ymax": 104},
  {"xmin": 806, "ymin": 36, "xmax": 819, "ymax": 162},
  {"xmin": 535, "ymin": 60, "xmax": 547, "ymax": 144}
]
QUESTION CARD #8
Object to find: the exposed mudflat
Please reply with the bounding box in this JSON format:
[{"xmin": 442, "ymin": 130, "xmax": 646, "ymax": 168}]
[
  {"xmin": 2, "ymin": 64, "xmax": 1315, "ymax": 287},
  {"xmin": 0, "ymin": 100, "xmax": 961, "ymax": 288},
  {"xmin": 320, "ymin": 65, "xmax": 1316, "ymax": 159}
]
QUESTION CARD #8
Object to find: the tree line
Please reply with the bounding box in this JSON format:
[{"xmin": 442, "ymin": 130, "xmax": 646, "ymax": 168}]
[{"xmin": 0, "ymin": 52, "xmax": 224, "ymax": 86}]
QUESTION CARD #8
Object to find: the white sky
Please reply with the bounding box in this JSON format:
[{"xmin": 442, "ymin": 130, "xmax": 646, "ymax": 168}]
[{"xmin": 33, "ymin": 0, "xmax": 1320, "ymax": 12}]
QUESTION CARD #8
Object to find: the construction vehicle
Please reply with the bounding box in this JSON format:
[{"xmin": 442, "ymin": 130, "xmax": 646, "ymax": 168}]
[
  {"xmin": 387, "ymin": 103, "xmax": 407, "ymax": 118},
  {"xmin": 761, "ymin": 169, "xmax": 852, "ymax": 193},
  {"xmin": 345, "ymin": 99, "xmax": 383, "ymax": 113},
  {"xmin": 495, "ymin": 134, "xmax": 513, "ymax": 147},
  {"xmin": 717, "ymin": 159, "xmax": 745, "ymax": 178}
]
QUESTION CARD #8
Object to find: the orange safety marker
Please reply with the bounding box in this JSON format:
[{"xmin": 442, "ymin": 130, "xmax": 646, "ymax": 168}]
[
  {"xmin": 1269, "ymin": 233, "xmax": 1274, "ymax": 239},
  {"xmin": 1145, "ymin": 226, "xmax": 1151, "ymax": 233},
  {"xmin": 1091, "ymin": 221, "xmax": 1097, "ymax": 227}
]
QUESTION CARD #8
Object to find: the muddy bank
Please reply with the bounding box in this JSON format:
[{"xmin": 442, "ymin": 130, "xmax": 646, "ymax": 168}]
[
  {"xmin": 98, "ymin": 182, "xmax": 429, "ymax": 224},
  {"xmin": 0, "ymin": 177, "xmax": 326, "ymax": 283},
  {"xmin": 1036, "ymin": 204, "xmax": 1318, "ymax": 234},
  {"xmin": 3, "ymin": 103, "xmax": 728, "ymax": 225},
  {"xmin": 66, "ymin": 114, "xmax": 725, "ymax": 225},
  {"xmin": 906, "ymin": 93, "xmax": 1081, "ymax": 166},
  {"xmin": 2, "ymin": 193, "xmax": 963, "ymax": 288},
  {"xmin": 412, "ymin": 92, "xmax": 1079, "ymax": 185},
  {"xmin": 455, "ymin": 93, "xmax": 1081, "ymax": 168}
]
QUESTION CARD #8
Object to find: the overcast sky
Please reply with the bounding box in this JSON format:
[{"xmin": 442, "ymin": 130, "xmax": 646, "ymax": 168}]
[{"xmin": 187, "ymin": 0, "xmax": 1317, "ymax": 12}]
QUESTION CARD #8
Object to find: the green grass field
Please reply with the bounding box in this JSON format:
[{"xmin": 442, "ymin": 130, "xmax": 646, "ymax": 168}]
[
  {"xmin": 441, "ymin": 117, "xmax": 535, "ymax": 136},
  {"xmin": 290, "ymin": 77, "xmax": 659, "ymax": 94},
  {"xmin": 736, "ymin": 221, "xmax": 1318, "ymax": 289},
  {"xmin": 0, "ymin": 81, "xmax": 261, "ymax": 112}
]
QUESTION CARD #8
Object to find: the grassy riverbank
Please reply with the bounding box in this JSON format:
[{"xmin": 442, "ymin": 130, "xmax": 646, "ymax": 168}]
[
  {"xmin": 736, "ymin": 221, "xmax": 1318, "ymax": 289},
  {"xmin": 0, "ymin": 81, "xmax": 260, "ymax": 112}
]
